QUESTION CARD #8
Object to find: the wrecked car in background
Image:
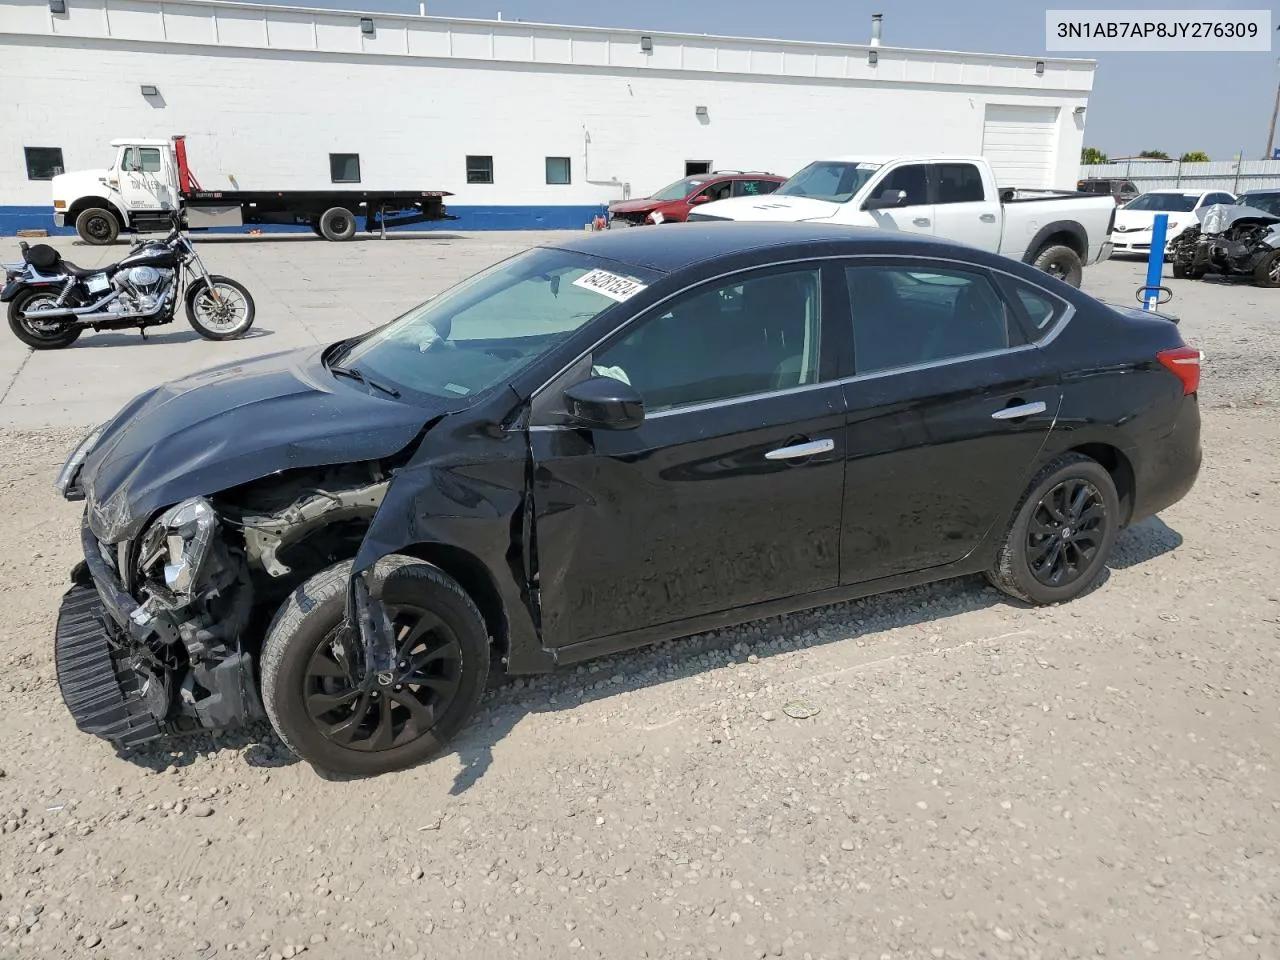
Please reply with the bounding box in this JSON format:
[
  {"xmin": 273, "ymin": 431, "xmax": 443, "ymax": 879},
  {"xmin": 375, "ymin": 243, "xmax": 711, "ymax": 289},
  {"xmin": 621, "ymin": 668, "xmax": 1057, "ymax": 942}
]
[
  {"xmin": 1167, "ymin": 199, "xmax": 1280, "ymax": 287},
  {"xmin": 53, "ymin": 222, "xmax": 1203, "ymax": 777}
]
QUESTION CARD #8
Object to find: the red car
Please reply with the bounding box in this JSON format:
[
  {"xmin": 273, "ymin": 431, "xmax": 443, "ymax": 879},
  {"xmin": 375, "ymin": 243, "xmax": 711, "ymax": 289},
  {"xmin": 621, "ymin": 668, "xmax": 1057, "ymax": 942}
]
[{"xmin": 607, "ymin": 171, "xmax": 786, "ymax": 227}]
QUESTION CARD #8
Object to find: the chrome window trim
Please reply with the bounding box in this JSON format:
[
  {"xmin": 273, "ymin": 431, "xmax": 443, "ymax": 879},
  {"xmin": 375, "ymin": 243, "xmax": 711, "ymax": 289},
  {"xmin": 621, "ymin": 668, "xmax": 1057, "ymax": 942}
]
[{"xmin": 525, "ymin": 252, "xmax": 1077, "ymax": 428}]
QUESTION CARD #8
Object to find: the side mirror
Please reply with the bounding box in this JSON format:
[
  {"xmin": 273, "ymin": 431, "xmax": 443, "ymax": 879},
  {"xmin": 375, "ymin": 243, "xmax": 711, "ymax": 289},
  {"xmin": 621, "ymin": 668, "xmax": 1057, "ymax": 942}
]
[
  {"xmin": 563, "ymin": 376, "xmax": 645, "ymax": 430},
  {"xmin": 689, "ymin": 194, "xmax": 712, "ymax": 205},
  {"xmin": 865, "ymin": 189, "xmax": 909, "ymax": 211}
]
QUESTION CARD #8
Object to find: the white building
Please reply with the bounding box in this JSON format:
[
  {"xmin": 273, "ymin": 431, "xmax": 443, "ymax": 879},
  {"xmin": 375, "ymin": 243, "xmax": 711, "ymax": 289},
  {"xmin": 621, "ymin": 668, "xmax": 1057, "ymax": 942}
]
[{"xmin": 0, "ymin": 0, "xmax": 1096, "ymax": 235}]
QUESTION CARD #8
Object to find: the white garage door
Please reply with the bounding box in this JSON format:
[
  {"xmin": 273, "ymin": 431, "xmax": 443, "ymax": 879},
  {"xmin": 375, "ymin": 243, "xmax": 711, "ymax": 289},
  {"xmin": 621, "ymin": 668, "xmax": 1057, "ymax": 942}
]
[{"xmin": 981, "ymin": 104, "xmax": 1060, "ymax": 189}]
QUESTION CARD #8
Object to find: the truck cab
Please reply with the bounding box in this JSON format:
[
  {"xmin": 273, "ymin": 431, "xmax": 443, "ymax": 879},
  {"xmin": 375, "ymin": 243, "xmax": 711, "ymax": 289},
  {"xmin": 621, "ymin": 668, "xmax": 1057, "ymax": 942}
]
[
  {"xmin": 689, "ymin": 154, "xmax": 1116, "ymax": 286},
  {"xmin": 52, "ymin": 138, "xmax": 181, "ymax": 243}
]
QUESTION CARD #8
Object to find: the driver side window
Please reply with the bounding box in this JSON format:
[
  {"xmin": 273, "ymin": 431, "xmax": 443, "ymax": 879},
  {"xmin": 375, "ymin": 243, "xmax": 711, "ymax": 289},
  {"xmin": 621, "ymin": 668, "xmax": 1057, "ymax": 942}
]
[
  {"xmin": 591, "ymin": 268, "xmax": 823, "ymax": 413},
  {"xmin": 697, "ymin": 180, "xmax": 733, "ymax": 203},
  {"xmin": 873, "ymin": 164, "xmax": 929, "ymax": 206}
]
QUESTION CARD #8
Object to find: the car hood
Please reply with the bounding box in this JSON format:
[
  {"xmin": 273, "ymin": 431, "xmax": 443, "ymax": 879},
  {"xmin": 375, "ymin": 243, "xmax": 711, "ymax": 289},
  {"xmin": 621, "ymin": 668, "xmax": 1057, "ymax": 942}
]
[
  {"xmin": 77, "ymin": 344, "xmax": 445, "ymax": 543},
  {"xmin": 689, "ymin": 195, "xmax": 842, "ymax": 222},
  {"xmin": 608, "ymin": 197, "xmax": 665, "ymax": 213},
  {"xmin": 1196, "ymin": 203, "xmax": 1280, "ymax": 233},
  {"xmin": 1113, "ymin": 208, "xmax": 1194, "ymax": 231}
]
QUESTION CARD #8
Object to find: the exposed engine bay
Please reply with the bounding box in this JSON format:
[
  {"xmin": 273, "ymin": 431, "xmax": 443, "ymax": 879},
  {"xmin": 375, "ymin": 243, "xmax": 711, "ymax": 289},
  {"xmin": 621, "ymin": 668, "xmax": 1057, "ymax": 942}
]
[
  {"xmin": 1166, "ymin": 203, "xmax": 1280, "ymax": 287},
  {"xmin": 61, "ymin": 460, "xmax": 394, "ymax": 748}
]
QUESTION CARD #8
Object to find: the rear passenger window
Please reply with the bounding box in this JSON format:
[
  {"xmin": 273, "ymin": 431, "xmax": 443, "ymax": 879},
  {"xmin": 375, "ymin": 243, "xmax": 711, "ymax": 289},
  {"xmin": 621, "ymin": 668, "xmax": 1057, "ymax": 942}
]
[
  {"xmin": 935, "ymin": 163, "xmax": 986, "ymax": 204},
  {"xmin": 997, "ymin": 276, "xmax": 1067, "ymax": 341},
  {"xmin": 845, "ymin": 265, "xmax": 1016, "ymax": 375}
]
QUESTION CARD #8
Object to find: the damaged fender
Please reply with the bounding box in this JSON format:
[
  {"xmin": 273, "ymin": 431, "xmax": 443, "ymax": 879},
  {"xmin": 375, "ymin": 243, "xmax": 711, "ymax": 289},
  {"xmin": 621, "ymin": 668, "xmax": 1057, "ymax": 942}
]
[{"xmin": 346, "ymin": 405, "xmax": 552, "ymax": 676}]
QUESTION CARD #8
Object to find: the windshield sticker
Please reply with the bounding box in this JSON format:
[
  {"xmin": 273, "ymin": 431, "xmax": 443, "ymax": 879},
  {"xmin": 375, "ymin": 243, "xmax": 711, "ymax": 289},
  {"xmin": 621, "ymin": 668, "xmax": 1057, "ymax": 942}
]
[{"xmin": 573, "ymin": 269, "xmax": 649, "ymax": 303}]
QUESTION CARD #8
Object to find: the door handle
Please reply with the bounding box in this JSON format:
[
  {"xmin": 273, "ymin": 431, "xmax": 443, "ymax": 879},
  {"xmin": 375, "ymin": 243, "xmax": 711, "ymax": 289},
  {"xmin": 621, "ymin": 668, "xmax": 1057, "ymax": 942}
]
[
  {"xmin": 991, "ymin": 401, "xmax": 1047, "ymax": 420},
  {"xmin": 912, "ymin": 217, "xmax": 931, "ymax": 227},
  {"xmin": 765, "ymin": 438, "xmax": 835, "ymax": 460},
  {"xmin": 980, "ymin": 213, "xmax": 997, "ymax": 222}
]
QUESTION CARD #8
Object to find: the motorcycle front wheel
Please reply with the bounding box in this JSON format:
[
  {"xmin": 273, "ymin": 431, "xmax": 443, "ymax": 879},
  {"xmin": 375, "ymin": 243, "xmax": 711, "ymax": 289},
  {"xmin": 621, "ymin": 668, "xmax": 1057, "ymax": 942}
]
[
  {"xmin": 7, "ymin": 290, "xmax": 82, "ymax": 350},
  {"xmin": 185, "ymin": 276, "xmax": 256, "ymax": 340}
]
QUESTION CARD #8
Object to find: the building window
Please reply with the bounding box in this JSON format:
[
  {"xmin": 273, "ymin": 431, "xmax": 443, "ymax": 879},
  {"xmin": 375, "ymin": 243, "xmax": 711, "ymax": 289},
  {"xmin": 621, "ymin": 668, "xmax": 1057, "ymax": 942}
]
[
  {"xmin": 467, "ymin": 155, "xmax": 494, "ymax": 184},
  {"xmin": 25, "ymin": 147, "xmax": 64, "ymax": 181},
  {"xmin": 329, "ymin": 153, "xmax": 361, "ymax": 184},
  {"xmin": 685, "ymin": 161, "xmax": 711, "ymax": 176},
  {"xmin": 545, "ymin": 157, "xmax": 571, "ymax": 185}
]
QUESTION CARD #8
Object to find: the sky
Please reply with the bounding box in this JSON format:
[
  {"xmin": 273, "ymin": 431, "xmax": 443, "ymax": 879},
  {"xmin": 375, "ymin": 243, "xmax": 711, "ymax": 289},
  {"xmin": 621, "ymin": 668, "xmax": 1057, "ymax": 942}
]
[{"xmin": 239, "ymin": 0, "xmax": 1279, "ymax": 162}]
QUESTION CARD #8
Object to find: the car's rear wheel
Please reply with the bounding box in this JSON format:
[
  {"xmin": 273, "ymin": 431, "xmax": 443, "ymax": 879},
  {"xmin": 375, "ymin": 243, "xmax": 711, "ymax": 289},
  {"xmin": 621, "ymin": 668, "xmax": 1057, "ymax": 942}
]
[
  {"xmin": 1032, "ymin": 245, "xmax": 1084, "ymax": 287},
  {"xmin": 987, "ymin": 453, "xmax": 1120, "ymax": 605},
  {"xmin": 261, "ymin": 555, "xmax": 490, "ymax": 777}
]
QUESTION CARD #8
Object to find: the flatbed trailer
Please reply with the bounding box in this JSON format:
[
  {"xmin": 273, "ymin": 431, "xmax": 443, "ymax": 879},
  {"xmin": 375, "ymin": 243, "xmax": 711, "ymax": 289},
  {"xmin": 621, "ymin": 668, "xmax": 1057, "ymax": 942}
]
[{"xmin": 50, "ymin": 135, "xmax": 456, "ymax": 244}]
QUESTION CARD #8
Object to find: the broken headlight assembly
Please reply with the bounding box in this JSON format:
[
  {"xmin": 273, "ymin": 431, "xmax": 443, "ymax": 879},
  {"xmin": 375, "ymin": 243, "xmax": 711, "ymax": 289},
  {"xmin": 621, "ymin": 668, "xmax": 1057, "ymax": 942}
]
[
  {"xmin": 137, "ymin": 497, "xmax": 218, "ymax": 598},
  {"xmin": 54, "ymin": 423, "xmax": 106, "ymax": 501}
]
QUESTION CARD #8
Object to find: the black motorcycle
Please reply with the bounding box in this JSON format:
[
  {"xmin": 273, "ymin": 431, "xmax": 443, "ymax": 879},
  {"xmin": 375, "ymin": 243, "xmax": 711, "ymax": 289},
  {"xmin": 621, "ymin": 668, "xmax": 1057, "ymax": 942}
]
[{"xmin": 1, "ymin": 216, "xmax": 255, "ymax": 349}]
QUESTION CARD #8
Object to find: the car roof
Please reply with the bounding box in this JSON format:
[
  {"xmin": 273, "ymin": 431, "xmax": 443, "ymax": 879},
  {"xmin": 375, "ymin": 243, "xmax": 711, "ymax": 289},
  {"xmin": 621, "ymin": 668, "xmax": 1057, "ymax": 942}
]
[
  {"xmin": 1140, "ymin": 190, "xmax": 1208, "ymax": 196},
  {"xmin": 546, "ymin": 220, "xmax": 1018, "ymax": 274}
]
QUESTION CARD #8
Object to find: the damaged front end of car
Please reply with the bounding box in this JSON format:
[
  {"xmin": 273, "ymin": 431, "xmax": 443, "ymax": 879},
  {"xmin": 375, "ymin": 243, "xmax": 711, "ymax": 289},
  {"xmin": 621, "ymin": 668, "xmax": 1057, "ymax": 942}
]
[
  {"xmin": 54, "ymin": 429, "xmax": 407, "ymax": 751},
  {"xmin": 1167, "ymin": 203, "xmax": 1280, "ymax": 282}
]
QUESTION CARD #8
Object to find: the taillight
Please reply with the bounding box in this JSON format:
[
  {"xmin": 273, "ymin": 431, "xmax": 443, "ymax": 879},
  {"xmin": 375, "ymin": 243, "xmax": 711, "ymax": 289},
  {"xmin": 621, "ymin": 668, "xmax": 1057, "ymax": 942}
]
[{"xmin": 1157, "ymin": 345, "xmax": 1202, "ymax": 395}]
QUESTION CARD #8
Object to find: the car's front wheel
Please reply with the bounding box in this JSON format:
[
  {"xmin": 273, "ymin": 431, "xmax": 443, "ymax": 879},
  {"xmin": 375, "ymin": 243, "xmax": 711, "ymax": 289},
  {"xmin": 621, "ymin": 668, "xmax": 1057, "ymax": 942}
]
[
  {"xmin": 261, "ymin": 555, "xmax": 491, "ymax": 776},
  {"xmin": 987, "ymin": 453, "xmax": 1120, "ymax": 605}
]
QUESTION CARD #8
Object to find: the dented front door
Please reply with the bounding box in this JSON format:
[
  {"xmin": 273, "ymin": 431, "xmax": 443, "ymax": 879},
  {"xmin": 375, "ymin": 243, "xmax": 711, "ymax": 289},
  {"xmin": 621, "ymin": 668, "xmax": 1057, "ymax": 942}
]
[{"xmin": 528, "ymin": 383, "xmax": 847, "ymax": 651}]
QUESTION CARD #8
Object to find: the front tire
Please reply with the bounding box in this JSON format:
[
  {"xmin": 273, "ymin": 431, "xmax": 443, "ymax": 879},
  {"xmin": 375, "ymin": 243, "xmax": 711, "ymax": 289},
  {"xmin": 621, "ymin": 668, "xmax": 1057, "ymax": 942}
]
[
  {"xmin": 75, "ymin": 208, "xmax": 120, "ymax": 245},
  {"xmin": 185, "ymin": 276, "xmax": 256, "ymax": 340},
  {"xmin": 318, "ymin": 206, "xmax": 358, "ymax": 242},
  {"xmin": 1253, "ymin": 249, "xmax": 1280, "ymax": 288},
  {"xmin": 261, "ymin": 556, "xmax": 491, "ymax": 777},
  {"xmin": 987, "ymin": 453, "xmax": 1120, "ymax": 605},
  {"xmin": 1032, "ymin": 244, "xmax": 1084, "ymax": 288},
  {"xmin": 6, "ymin": 289, "xmax": 81, "ymax": 350}
]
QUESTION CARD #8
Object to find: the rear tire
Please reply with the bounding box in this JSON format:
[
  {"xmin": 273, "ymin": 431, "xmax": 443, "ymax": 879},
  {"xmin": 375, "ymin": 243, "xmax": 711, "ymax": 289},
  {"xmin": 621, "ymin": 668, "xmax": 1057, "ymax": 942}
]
[
  {"xmin": 1032, "ymin": 244, "xmax": 1084, "ymax": 287},
  {"xmin": 75, "ymin": 208, "xmax": 119, "ymax": 246},
  {"xmin": 318, "ymin": 207, "xmax": 358, "ymax": 242},
  {"xmin": 261, "ymin": 556, "xmax": 491, "ymax": 777},
  {"xmin": 986, "ymin": 453, "xmax": 1120, "ymax": 606},
  {"xmin": 1253, "ymin": 249, "xmax": 1280, "ymax": 288},
  {"xmin": 7, "ymin": 289, "xmax": 81, "ymax": 350}
]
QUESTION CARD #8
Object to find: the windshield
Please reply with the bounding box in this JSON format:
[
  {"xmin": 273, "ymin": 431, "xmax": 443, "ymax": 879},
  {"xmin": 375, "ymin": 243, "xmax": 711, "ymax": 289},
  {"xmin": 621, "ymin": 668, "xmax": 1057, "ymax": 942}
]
[
  {"xmin": 774, "ymin": 161, "xmax": 882, "ymax": 203},
  {"xmin": 332, "ymin": 247, "xmax": 661, "ymax": 402},
  {"xmin": 649, "ymin": 176, "xmax": 709, "ymax": 201},
  {"xmin": 1123, "ymin": 193, "xmax": 1199, "ymax": 212},
  {"xmin": 1238, "ymin": 193, "xmax": 1280, "ymax": 216}
]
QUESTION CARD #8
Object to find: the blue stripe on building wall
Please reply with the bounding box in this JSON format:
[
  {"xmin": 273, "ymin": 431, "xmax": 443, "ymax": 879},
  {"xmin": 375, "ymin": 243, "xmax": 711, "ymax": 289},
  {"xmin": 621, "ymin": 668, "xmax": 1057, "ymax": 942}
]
[{"xmin": 0, "ymin": 204, "xmax": 608, "ymax": 237}]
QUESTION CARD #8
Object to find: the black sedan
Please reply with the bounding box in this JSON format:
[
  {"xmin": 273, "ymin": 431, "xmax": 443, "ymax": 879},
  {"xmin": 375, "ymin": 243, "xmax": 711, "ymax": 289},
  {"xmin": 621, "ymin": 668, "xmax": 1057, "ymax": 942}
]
[{"xmin": 53, "ymin": 222, "xmax": 1202, "ymax": 776}]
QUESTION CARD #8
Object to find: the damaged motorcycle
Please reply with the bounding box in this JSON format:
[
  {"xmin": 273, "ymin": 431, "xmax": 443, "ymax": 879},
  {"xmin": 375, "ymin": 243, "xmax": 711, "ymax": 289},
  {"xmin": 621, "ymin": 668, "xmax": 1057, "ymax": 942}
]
[
  {"xmin": 1, "ymin": 215, "xmax": 255, "ymax": 349},
  {"xmin": 1165, "ymin": 200, "xmax": 1280, "ymax": 287}
]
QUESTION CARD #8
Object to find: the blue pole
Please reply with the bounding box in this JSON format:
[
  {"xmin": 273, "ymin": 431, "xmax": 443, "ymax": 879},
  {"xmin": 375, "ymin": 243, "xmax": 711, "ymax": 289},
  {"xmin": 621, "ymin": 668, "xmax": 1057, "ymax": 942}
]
[{"xmin": 1143, "ymin": 213, "xmax": 1169, "ymax": 312}]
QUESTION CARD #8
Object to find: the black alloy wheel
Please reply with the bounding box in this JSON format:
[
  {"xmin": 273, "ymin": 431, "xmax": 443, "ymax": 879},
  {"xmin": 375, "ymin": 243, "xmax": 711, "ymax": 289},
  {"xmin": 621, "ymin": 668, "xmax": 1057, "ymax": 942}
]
[
  {"xmin": 261, "ymin": 555, "xmax": 490, "ymax": 776},
  {"xmin": 1024, "ymin": 478, "xmax": 1106, "ymax": 588},
  {"xmin": 987, "ymin": 453, "xmax": 1120, "ymax": 605},
  {"xmin": 304, "ymin": 606, "xmax": 465, "ymax": 752}
]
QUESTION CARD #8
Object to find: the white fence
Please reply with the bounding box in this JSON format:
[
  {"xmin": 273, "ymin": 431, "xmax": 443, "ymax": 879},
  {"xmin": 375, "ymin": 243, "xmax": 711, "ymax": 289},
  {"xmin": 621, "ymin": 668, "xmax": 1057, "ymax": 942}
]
[{"xmin": 1079, "ymin": 160, "xmax": 1280, "ymax": 193}]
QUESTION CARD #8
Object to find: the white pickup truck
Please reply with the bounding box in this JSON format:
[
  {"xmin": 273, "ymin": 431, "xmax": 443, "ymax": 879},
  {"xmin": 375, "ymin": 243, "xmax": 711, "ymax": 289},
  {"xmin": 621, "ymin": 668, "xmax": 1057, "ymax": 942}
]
[{"xmin": 687, "ymin": 154, "xmax": 1116, "ymax": 286}]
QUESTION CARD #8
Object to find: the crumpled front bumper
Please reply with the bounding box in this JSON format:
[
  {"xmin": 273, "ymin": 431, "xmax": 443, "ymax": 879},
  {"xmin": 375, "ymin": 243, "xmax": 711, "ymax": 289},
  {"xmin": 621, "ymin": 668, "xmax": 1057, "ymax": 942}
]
[{"xmin": 51, "ymin": 518, "xmax": 172, "ymax": 750}]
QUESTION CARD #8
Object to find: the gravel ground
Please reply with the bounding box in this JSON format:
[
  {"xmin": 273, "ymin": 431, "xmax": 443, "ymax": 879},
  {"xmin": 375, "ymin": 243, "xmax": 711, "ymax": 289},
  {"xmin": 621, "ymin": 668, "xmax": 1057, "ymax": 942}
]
[{"xmin": 0, "ymin": 245, "xmax": 1276, "ymax": 960}]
